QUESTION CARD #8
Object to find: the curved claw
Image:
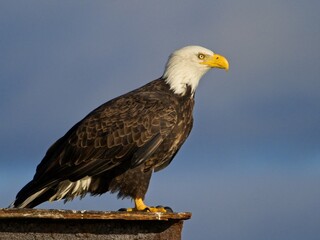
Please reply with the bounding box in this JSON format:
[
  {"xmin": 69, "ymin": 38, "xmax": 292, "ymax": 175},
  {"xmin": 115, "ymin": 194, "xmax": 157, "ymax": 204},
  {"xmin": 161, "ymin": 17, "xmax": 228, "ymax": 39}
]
[
  {"xmin": 156, "ymin": 205, "xmax": 173, "ymax": 213},
  {"xmin": 164, "ymin": 206, "xmax": 173, "ymax": 213},
  {"xmin": 145, "ymin": 206, "xmax": 166, "ymax": 213},
  {"xmin": 118, "ymin": 208, "xmax": 127, "ymax": 212}
]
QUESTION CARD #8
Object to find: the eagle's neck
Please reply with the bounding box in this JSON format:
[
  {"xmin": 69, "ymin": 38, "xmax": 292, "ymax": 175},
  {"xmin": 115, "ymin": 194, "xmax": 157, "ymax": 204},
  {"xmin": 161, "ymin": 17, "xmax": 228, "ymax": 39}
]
[{"xmin": 162, "ymin": 56, "xmax": 208, "ymax": 96}]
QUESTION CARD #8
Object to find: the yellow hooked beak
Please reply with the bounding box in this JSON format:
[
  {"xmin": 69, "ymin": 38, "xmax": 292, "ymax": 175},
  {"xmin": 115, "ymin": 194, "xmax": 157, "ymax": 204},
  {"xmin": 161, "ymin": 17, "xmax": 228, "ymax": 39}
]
[{"xmin": 201, "ymin": 54, "xmax": 229, "ymax": 71}]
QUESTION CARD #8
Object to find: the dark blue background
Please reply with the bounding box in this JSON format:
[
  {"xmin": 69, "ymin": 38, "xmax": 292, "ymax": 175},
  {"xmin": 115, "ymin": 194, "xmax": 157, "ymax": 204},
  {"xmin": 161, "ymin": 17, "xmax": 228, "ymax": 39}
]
[{"xmin": 1, "ymin": 1, "xmax": 319, "ymax": 239}]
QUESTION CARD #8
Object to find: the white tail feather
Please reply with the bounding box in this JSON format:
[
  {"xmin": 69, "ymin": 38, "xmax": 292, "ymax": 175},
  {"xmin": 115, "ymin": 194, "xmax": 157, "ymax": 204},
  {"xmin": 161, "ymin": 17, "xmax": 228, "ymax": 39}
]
[
  {"xmin": 14, "ymin": 187, "xmax": 48, "ymax": 208},
  {"xmin": 49, "ymin": 176, "xmax": 92, "ymax": 202}
]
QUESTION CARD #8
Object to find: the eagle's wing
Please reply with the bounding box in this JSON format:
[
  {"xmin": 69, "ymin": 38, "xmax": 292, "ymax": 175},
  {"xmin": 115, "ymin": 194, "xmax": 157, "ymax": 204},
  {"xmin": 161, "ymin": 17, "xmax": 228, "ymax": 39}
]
[{"xmin": 33, "ymin": 91, "xmax": 177, "ymax": 186}]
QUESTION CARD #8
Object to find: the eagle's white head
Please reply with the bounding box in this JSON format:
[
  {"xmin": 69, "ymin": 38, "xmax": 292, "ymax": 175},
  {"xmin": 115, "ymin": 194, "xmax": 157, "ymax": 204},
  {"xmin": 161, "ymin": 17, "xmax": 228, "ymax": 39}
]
[{"xmin": 162, "ymin": 45, "xmax": 229, "ymax": 95}]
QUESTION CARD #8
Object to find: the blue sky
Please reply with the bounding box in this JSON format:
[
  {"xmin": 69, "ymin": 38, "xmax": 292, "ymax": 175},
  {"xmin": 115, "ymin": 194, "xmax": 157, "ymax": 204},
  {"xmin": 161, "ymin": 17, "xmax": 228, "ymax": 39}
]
[{"xmin": 1, "ymin": 1, "xmax": 320, "ymax": 239}]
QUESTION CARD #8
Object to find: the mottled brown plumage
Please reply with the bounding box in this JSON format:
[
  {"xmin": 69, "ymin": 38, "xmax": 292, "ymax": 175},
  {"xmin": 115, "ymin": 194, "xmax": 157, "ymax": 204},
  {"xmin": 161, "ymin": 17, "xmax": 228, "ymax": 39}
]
[
  {"xmin": 11, "ymin": 45, "xmax": 229, "ymax": 210},
  {"xmin": 12, "ymin": 79, "xmax": 193, "ymax": 208}
]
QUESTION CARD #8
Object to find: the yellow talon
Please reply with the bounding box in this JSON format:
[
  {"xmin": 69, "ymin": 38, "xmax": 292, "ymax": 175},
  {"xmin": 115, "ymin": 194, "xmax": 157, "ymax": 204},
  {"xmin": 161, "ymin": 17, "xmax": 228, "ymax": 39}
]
[
  {"xmin": 134, "ymin": 198, "xmax": 149, "ymax": 211},
  {"xmin": 135, "ymin": 198, "xmax": 167, "ymax": 212},
  {"xmin": 119, "ymin": 198, "xmax": 169, "ymax": 213}
]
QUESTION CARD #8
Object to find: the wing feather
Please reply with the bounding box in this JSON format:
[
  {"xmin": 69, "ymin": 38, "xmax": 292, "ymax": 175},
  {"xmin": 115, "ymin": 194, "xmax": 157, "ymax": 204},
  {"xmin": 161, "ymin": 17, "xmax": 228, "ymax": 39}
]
[{"xmin": 32, "ymin": 91, "xmax": 177, "ymax": 188}]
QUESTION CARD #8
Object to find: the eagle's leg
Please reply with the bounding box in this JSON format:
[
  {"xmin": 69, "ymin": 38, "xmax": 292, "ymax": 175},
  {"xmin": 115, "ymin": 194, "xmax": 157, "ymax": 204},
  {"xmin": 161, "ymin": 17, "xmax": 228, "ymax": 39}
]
[
  {"xmin": 115, "ymin": 168, "xmax": 172, "ymax": 212},
  {"xmin": 119, "ymin": 198, "xmax": 172, "ymax": 213},
  {"xmin": 134, "ymin": 198, "xmax": 168, "ymax": 212}
]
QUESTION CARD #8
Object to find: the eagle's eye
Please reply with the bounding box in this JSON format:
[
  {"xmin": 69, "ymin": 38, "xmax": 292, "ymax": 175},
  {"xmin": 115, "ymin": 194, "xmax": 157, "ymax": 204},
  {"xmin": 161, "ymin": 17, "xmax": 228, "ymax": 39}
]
[{"xmin": 197, "ymin": 53, "xmax": 205, "ymax": 60}]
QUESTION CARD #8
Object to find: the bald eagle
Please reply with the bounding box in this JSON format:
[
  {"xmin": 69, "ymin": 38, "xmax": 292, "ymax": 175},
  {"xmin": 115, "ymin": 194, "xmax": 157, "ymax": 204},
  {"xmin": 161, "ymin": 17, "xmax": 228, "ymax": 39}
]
[{"xmin": 11, "ymin": 46, "xmax": 229, "ymax": 212}]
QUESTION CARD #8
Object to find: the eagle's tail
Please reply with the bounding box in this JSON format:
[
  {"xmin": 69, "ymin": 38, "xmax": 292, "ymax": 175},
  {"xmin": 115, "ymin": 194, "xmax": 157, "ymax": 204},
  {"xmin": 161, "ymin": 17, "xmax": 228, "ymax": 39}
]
[
  {"xmin": 9, "ymin": 181, "xmax": 52, "ymax": 208},
  {"xmin": 10, "ymin": 177, "xmax": 94, "ymax": 208}
]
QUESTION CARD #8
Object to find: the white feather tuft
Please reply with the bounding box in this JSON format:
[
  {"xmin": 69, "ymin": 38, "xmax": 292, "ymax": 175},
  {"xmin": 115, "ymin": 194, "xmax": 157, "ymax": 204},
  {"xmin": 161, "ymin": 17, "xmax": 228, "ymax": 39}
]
[{"xmin": 49, "ymin": 176, "xmax": 92, "ymax": 202}]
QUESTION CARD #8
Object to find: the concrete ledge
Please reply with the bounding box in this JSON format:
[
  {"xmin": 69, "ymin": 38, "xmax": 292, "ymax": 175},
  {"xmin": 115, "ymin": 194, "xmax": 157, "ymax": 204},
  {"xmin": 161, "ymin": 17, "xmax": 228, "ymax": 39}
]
[{"xmin": 0, "ymin": 208, "xmax": 191, "ymax": 240}]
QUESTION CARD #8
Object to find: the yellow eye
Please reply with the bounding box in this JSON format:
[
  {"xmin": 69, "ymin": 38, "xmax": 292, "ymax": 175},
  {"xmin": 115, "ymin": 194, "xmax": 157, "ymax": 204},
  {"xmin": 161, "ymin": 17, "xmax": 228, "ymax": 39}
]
[{"xmin": 198, "ymin": 53, "xmax": 205, "ymax": 60}]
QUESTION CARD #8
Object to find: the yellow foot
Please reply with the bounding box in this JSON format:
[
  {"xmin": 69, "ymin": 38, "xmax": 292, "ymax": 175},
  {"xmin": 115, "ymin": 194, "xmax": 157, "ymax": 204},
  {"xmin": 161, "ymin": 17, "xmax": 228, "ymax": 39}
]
[
  {"xmin": 118, "ymin": 198, "xmax": 173, "ymax": 213},
  {"xmin": 121, "ymin": 206, "xmax": 167, "ymax": 213}
]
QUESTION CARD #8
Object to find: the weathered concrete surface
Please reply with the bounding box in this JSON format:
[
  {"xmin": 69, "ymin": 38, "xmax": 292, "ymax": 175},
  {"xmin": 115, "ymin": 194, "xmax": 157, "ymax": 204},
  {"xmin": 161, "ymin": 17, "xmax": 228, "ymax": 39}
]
[{"xmin": 0, "ymin": 208, "xmax": 191, "ymax": 240}]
